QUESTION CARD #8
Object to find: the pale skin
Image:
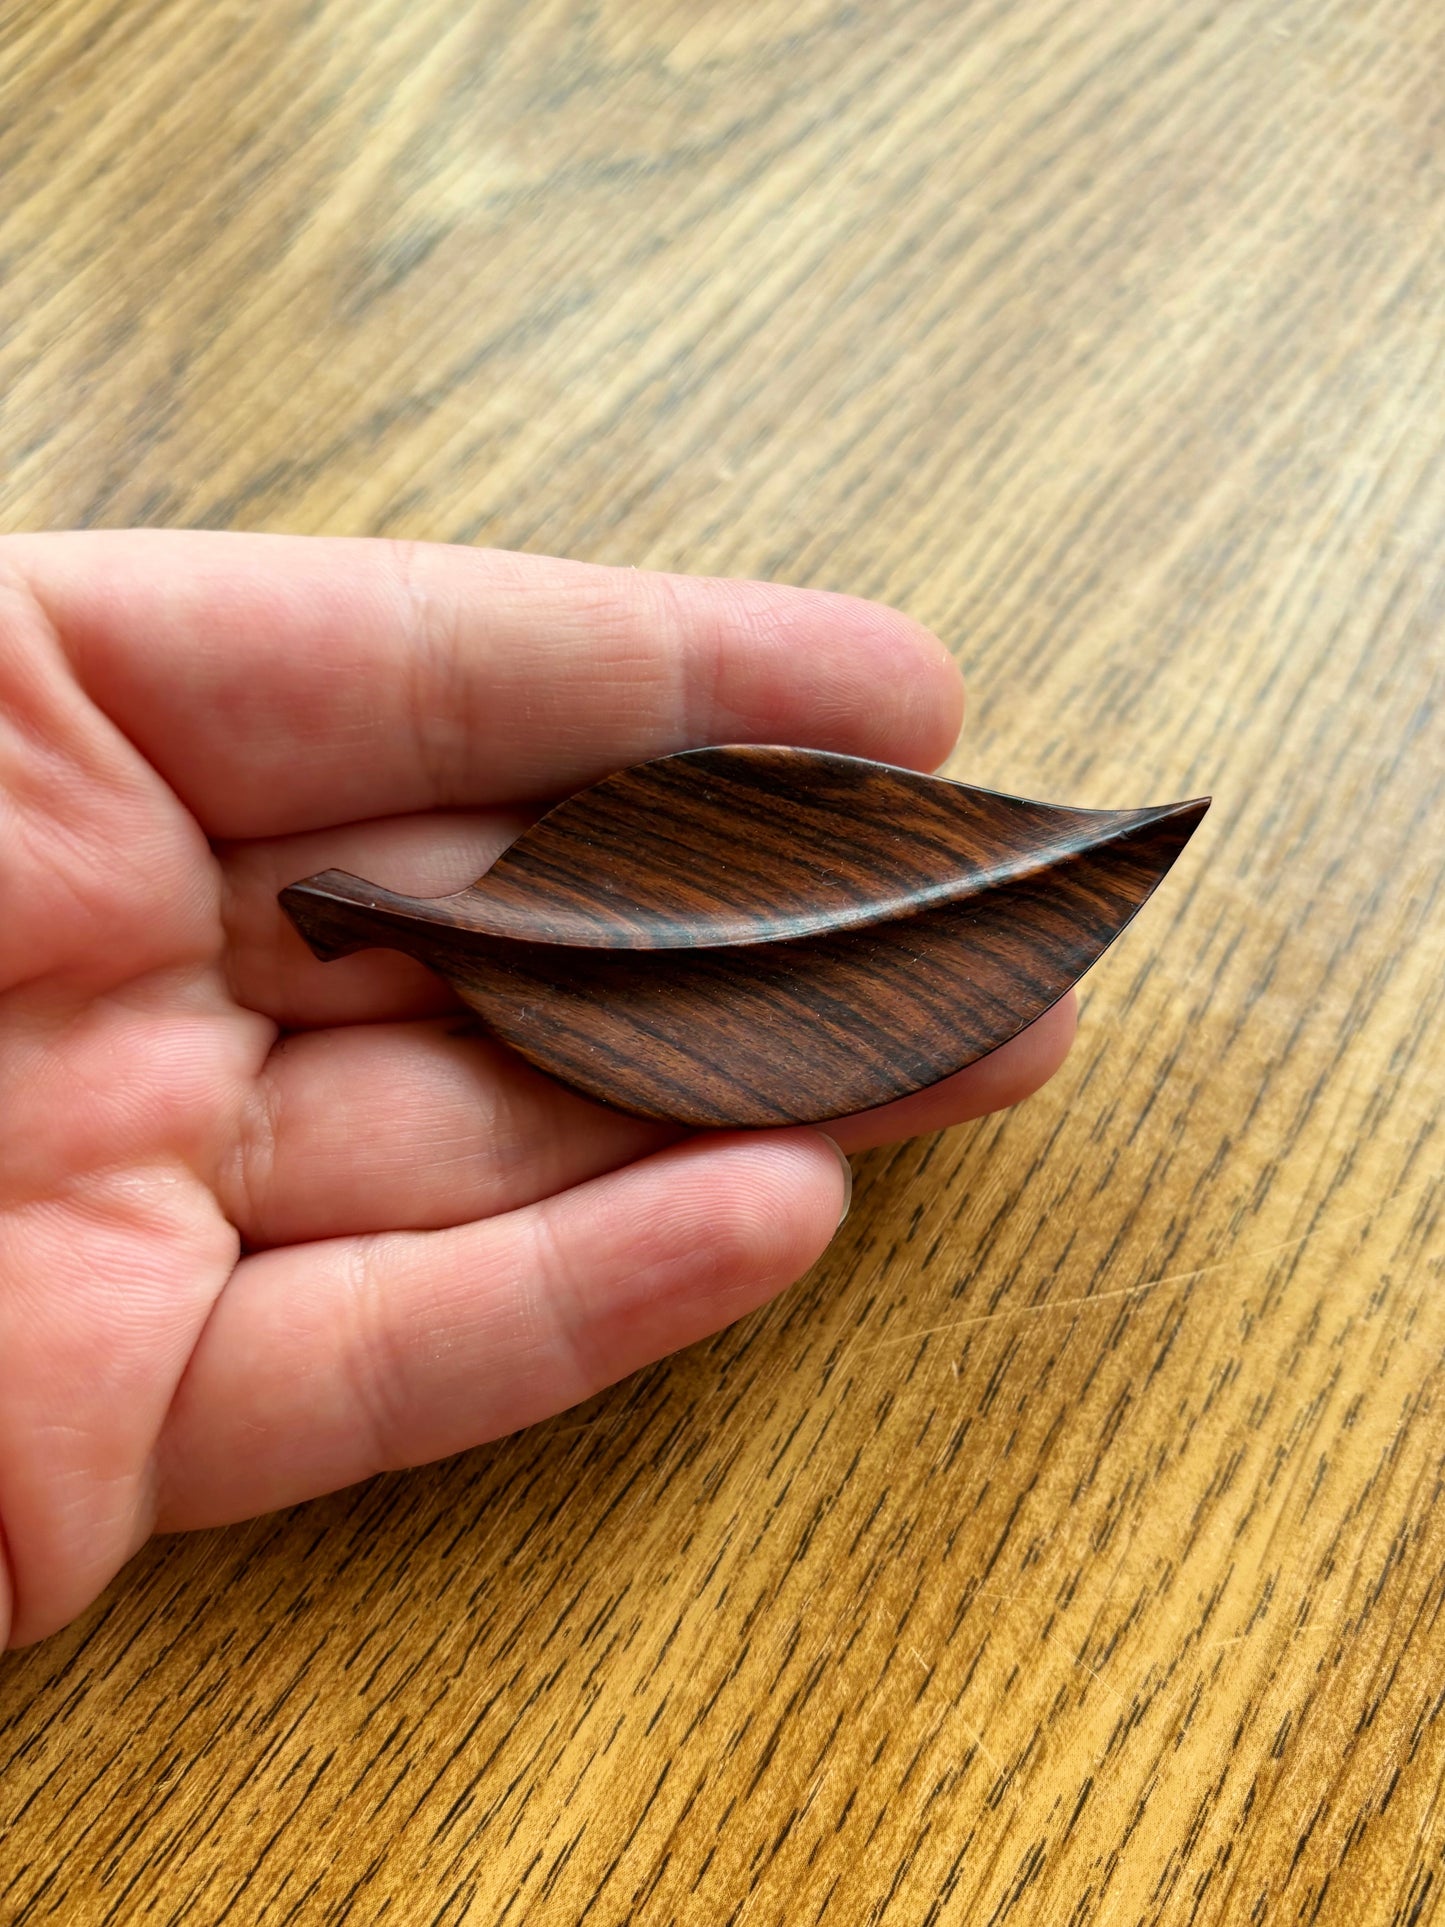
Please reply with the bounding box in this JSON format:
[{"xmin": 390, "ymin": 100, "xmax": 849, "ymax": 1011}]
[{"xmin": 0, "ymin": 533, "xmax": 1076, "ymax": 1649}]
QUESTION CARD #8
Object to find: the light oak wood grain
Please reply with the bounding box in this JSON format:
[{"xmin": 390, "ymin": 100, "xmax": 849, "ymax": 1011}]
[{"xmin": 2, "ymin": 1, "xmax": 1443, "ymax": 1921}]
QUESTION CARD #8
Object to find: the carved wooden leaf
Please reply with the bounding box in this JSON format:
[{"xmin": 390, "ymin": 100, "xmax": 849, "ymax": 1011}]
[{"xmin": 279, "ymin": 746, "xmax": 1209, "ymax": 1126}]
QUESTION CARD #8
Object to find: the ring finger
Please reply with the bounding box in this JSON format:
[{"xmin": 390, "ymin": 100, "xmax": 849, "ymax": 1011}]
[{"xmin": 224, "ymin": 998, "xmax": 1077, "ymax": 1249}]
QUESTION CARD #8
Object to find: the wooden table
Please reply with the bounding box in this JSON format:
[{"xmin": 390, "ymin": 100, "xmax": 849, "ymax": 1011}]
[{"xmin": 3, "ymin": 3, "xmax": 1443, "ymax": 1920}]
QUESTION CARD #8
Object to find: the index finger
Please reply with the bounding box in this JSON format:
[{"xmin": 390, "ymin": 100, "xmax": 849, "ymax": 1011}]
[{"xmin": 1, "ymin": 532, "xmax": 964, "ymax": 837}]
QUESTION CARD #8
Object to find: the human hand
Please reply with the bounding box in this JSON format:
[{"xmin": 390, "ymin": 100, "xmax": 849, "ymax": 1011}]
[{"xmin": 0, "ymin": 533, "xmax": 1075, "ymax": 1646}]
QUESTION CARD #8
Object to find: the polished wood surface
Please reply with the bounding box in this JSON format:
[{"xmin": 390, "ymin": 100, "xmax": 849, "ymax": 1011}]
[
  {"xmin": 281, "ymin": 748, "xmax": 1207, "ymax": 1125},
  {"xmin": 3, "ymin": 1, "xmax": 1443, "ymax": 1920}
]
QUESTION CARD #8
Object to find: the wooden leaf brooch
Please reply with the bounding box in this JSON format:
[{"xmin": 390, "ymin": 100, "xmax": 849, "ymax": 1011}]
[{"xmin": 279, "ymin": 746, "xmax": 1209, "ymax": 1127}]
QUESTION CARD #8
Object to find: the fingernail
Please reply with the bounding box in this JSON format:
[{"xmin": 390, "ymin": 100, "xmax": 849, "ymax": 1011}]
[{"xmin": 816, "ymin": 1132, "xmax": 853, "ymax": 1226}]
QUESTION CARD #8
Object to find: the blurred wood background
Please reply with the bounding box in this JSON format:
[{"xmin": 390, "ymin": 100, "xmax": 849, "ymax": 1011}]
[{"xmin": 2, "ymin": 1, "xmax": 1444, "ymax": 1921}]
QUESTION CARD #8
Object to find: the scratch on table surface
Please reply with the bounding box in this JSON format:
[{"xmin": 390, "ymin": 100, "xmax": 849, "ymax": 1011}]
[
  {"xmin": 1037, "ymin": 1622, "xmax": 1132, "ymax": 1723},
  {"xmin": 860, "ymin": 1174, "xmax": 1440, "ymax": 1354},
  {"xmin": 958, "ymin": 1714, "xmax": 1009, "ymax": 1785}
]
